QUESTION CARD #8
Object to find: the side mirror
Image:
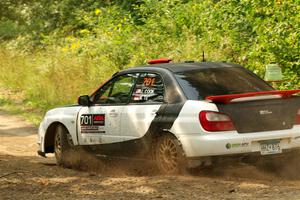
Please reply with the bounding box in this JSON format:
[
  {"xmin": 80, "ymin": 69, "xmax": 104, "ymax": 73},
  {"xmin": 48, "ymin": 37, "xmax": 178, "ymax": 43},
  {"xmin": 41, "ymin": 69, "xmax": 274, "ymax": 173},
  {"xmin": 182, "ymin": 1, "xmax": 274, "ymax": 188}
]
[{"xmin": 78, "ymin": 95, "xmax": 91, "ymax": 106}]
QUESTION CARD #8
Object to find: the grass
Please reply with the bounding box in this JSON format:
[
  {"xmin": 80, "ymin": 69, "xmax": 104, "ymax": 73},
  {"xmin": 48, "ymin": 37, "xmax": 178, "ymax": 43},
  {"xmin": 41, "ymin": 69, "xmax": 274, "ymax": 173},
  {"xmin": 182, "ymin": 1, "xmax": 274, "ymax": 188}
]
[
  {"xmin": 0, "ymin": 48, "xmax": 116, "ymax": 119},
  {"xmin": 0, "ymin": 47, "xmax": 119, "ymax": 126},
  {"xmin": 0, "ymin": 88, "xmax": 43, "ymax": 126}
]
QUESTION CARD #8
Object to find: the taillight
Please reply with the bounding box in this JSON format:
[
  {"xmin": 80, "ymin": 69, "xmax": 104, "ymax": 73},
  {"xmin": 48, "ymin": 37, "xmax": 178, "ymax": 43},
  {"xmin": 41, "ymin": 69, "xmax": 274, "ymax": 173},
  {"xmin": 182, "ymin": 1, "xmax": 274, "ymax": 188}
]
[
  {"xmin": 199, "ymin": 111, "xmax": 235, "ymax": 132},
  {"xmin": 295, "ymin": 109, "xmax": 300, "ymax": 124}
]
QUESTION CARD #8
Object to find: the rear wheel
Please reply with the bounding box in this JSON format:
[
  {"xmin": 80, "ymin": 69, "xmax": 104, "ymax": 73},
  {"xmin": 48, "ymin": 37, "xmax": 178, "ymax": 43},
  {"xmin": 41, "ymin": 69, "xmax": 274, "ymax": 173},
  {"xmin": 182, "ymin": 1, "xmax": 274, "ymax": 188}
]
[{"xmin": 155, "ymin": 134, "xmax": 187, "ymax": 174}]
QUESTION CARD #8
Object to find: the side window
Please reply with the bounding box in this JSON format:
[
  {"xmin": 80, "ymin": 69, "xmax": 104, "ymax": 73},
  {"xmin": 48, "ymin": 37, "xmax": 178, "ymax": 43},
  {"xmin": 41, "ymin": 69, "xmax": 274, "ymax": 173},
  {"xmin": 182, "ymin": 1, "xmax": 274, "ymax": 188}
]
[
  {"xmin": 93, "ymin": 74, "xmax": 138, "ymax": 104},
  {"xmin": 131, "ymin": 73, "xmax": 164, "ymax": 103}
]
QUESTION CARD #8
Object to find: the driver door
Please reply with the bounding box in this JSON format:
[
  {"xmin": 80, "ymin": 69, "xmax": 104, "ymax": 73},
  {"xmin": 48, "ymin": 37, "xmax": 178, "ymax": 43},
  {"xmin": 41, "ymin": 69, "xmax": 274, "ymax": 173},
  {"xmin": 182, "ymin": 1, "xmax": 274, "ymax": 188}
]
[{"xmin": 77, "ymin": 73, "xmax": 138, "ymax": 145}]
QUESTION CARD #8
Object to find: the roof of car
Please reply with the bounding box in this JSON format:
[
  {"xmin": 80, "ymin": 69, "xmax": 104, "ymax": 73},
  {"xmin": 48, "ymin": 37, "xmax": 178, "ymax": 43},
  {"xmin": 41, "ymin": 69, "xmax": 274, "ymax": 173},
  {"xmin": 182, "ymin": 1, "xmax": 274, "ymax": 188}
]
[{"xmin": 119, "ymin": 61, "xmax": 243, "ymax": 75}]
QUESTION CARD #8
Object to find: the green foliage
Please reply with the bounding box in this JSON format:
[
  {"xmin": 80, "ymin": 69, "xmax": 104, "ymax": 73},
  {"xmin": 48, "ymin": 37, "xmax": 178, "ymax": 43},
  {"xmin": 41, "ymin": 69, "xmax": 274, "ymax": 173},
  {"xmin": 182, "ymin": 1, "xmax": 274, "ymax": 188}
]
[
  {"xmin": 0, "ymin": 20, "xmax": 20, "ymax": 40},
  {"xmin": 0, "ymin": 0, "xmax": 299, "ymax": 116},
  {"xmin": 0, "ymin": 49, "xmax": 114, "ymax": 111}
]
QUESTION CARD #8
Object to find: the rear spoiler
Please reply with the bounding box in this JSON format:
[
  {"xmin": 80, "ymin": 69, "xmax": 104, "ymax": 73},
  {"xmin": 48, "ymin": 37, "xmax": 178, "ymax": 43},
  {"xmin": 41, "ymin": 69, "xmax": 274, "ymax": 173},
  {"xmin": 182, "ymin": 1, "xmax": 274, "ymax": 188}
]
[{"xmin": 206, "ymin": 90, "xmax": 300, "ymax": 104}]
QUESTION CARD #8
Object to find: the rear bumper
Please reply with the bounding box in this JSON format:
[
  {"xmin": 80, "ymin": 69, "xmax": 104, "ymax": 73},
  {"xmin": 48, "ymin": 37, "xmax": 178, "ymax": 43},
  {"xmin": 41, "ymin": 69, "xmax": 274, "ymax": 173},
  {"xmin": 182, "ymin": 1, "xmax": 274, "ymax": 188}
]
[{"xmin": 179, "ymin": 126, "xmax": 300, "ymax": 158}]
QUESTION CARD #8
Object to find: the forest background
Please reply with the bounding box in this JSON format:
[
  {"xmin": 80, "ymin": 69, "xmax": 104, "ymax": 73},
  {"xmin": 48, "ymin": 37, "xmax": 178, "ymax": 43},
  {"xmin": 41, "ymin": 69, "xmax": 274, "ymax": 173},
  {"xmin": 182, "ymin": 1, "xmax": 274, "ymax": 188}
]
[{"xmin": 0, "ymin": 0, "xmax": 299, "ymax": 124}]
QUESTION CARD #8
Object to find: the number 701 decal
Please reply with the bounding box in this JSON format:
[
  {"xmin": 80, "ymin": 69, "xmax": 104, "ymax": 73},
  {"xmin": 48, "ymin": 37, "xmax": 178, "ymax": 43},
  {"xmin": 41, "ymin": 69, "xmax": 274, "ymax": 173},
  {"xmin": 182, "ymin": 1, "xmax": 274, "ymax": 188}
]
[{"xmin": 80, "ymin": 114, "xmax": 105, "ymax": 126}]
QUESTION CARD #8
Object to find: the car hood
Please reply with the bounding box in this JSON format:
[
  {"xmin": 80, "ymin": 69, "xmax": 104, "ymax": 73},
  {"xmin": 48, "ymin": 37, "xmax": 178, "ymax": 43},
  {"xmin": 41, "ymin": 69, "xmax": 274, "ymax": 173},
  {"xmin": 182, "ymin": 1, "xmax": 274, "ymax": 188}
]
[{"xmin": 45, "ymin": 105, "xmax": 82, "ymax": 118}]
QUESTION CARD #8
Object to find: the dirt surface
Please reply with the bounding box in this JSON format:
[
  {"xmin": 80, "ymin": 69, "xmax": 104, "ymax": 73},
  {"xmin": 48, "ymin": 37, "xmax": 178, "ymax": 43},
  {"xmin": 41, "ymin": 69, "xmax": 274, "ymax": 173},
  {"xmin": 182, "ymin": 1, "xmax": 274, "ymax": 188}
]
[{"xmin": 2, "ymin": 111, "xmax": 300, "ymax": 199}]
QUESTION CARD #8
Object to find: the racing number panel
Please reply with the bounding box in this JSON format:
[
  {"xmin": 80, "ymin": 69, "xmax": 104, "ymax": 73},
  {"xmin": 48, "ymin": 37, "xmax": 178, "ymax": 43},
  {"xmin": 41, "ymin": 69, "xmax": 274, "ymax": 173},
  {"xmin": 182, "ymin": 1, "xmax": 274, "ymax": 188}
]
[{"xmin": 80, "ymin": 114, "xmax": 105, "ymax": 133}]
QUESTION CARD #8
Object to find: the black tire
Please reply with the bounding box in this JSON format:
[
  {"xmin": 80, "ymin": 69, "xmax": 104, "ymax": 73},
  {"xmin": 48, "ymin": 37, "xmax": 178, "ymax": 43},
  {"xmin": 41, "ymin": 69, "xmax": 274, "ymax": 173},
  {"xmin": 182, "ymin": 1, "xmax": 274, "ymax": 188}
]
[
  {"xmin": 54, "ymin": 125, "xmax": 74, "ymax": 167},
  {"xmin": 155, "ymin": 134, "xmax": 187, "ymax": 174}
]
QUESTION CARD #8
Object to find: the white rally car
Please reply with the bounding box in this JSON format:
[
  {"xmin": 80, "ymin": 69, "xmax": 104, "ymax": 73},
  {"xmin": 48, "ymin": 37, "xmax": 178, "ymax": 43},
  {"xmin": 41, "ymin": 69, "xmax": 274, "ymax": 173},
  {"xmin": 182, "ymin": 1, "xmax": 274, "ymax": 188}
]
[{"xmin": 38, "ymin": 59, "xmax": 300, "ymax": 173}]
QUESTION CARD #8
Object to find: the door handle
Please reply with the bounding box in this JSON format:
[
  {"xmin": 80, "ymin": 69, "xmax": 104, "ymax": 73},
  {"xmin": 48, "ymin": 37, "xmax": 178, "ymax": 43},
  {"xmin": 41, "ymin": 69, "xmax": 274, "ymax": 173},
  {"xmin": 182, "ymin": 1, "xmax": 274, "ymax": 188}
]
[{"xmin": 109, "ymin": 110, "xmax": 118, "ymax": 117}]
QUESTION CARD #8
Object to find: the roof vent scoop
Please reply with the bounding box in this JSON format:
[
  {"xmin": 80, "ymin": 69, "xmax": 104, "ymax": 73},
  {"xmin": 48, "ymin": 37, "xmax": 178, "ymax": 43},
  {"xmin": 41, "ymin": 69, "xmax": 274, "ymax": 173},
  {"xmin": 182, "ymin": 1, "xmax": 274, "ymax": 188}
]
[{"xmin": 148, "ymin": 58, "xmax": 172, "ymax": 65}]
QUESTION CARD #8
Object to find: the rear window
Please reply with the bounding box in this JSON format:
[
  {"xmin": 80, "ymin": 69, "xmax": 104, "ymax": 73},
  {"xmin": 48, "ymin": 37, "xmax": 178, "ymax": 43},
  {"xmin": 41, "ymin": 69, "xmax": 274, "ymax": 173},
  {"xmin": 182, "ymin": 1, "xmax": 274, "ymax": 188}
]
[{"xmin": 175, "ymin": 67, "xmax": 273, "ymax": 100}]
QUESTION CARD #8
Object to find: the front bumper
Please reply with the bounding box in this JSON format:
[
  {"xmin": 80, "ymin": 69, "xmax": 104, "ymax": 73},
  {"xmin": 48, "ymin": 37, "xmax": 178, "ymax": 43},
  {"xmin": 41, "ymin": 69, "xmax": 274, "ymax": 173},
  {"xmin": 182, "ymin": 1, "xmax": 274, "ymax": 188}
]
[{"xmin": 179, "ymin": 126, "xmax": 300, "ymax": 158}]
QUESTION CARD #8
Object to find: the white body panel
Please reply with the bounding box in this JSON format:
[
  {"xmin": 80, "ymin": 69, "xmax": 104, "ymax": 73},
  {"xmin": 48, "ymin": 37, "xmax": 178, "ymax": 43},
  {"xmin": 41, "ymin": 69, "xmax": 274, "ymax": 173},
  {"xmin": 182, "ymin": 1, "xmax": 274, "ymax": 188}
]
[
  {"xmin": 170, "ymin": 100, "xmax": 219, "ymax": 135},
  {"xmin": 121, "ymin": 104, "xmax": 161, "ymax": 139},
  {"xmin": 38, "ymin": 106, "xmax": 82, "ymax": 152}
]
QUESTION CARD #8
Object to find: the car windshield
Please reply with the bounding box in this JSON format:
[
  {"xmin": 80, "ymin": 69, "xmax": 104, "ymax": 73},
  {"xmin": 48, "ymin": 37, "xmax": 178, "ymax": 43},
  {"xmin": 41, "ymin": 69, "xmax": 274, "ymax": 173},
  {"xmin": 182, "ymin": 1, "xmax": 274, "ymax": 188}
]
[{"xmin": 175, "ymin": 67, "xmax": 273, "ymax": 100}]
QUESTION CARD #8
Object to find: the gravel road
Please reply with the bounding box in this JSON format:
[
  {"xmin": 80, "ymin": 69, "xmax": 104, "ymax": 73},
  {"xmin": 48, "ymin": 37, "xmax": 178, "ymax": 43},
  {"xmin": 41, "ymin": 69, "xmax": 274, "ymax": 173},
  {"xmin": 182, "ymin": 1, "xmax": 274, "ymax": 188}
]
[{"xmin": 1, "ymin": 110, "xmax": 300, "ymax": 200}]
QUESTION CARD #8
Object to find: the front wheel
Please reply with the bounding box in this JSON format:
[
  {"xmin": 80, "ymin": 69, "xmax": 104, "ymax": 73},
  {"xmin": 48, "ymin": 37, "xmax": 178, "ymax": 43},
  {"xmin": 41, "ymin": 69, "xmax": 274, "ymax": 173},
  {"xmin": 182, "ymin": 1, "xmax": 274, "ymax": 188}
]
[
  {"xmin": 155, "ymin": 134, "xmax": 187, "ymax": 174},
  {"xmin": 54, "ymin": 125, "xmax": 74, "ymax": 167}
]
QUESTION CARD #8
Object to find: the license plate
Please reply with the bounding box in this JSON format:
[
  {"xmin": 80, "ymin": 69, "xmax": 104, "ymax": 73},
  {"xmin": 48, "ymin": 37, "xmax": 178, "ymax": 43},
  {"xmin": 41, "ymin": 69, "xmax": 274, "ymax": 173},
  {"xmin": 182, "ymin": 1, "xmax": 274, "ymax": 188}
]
[{"xmin": 260, "ymin": 140, "xmax": 282, "ymax": 155}]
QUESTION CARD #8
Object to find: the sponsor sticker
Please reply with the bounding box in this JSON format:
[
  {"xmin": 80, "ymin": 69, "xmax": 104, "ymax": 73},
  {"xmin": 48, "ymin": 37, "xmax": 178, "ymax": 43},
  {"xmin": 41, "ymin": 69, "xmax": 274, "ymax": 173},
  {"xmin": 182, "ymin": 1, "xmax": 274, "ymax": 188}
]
[
  {"xmin": 80, "ymin": 114, "xmax": 106, "ymax": 133},
  {"xmin": 142, "ymin": 88, "xmax": 154, "ymax": 94},
  {"xmin": 93, "ymin": 114, "xmax": 105, "ymax": 126},
  {"xmin": 132, "ymin": 87, "xmax": 156, "ymax": 101},
  {"xmin": 226, "ymin": 142, "xmax": 249, "ymax": 149},
  {"xmin": 133, "ymin": 74, "xmax": 161, "ymax": 102}
]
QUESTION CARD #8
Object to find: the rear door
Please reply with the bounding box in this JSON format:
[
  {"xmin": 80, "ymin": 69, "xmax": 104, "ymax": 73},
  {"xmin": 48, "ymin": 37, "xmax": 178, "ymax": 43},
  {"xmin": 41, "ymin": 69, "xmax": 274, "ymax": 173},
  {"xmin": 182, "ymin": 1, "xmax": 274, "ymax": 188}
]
[
  {"xmin": 77, "ymin": 73, "xmax": 138, "ymax": 145},
  {"xmin": 121, "ymin": 73, "xmax": 165, "ymax": 140}
]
